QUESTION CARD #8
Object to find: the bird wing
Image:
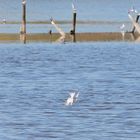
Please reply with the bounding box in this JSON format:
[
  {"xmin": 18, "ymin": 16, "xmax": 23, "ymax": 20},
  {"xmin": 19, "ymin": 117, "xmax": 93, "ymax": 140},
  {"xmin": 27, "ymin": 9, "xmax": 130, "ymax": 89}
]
[
  {"xmin": 75, "ymin": 92, "xmax": 79, "ymax": 98},
  {"xmin": 69, "ymin": 92, "xmax": 76, "ymax": 98}
]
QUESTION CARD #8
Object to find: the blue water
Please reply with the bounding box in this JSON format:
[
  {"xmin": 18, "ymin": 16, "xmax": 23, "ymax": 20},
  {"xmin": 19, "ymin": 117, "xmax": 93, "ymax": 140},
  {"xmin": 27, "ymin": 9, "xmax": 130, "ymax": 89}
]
[
  {"xmin": 0, "ymin": 0, "xmax": 140, "ymax": 33},
  {"xmin": 0, "ymin": 0, "xmax": 140, "ymax": 139},
  {"xmin": 0, "ymin": 42, "xmax": 140, "ymax": 139},
  {"xmin": 0, "ymin": 0, "xmax": 140, "ymax": 21}
]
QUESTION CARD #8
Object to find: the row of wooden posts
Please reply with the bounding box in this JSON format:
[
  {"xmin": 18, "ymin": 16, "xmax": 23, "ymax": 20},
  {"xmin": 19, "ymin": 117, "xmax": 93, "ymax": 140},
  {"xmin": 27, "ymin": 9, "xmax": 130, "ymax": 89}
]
[{"xmin": 20, "ymin": 0, "xmax": 77, "ymax": 43}]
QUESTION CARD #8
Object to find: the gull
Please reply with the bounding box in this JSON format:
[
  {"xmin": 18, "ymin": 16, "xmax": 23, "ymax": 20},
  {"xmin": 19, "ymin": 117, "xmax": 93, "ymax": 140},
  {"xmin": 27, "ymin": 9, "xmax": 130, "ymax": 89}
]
[{"xmin": 65, "ymin": 91, "xmax": 79, "ymax": 106}]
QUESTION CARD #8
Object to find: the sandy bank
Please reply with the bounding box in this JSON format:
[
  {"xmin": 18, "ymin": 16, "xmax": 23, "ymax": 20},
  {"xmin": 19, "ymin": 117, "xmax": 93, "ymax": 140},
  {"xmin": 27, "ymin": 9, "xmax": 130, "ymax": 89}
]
[{"xmin": 0, "ymin": 32, "xmax": 139, "ymax": 43}]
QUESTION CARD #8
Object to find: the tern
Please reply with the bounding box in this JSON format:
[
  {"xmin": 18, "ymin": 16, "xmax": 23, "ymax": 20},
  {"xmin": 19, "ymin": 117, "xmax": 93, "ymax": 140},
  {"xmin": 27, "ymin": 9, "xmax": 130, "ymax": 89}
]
[
  {"xmin": 128, "ymin": 7, "xmax": 138, "ymax": 13},
  {"xmin": 2, "ymin": 19, "xmax": 6, "ymax": 24},
  {"xmin": 65, "ymin": 91, "xmax": 79, "ymax": 106},
  {"xmin": 22, "ymin": 0, "xmax": 26, "ymax": 5},
  {"xmin": 120, "ymin": 24, "xmax": 125, "ymax": 30}
]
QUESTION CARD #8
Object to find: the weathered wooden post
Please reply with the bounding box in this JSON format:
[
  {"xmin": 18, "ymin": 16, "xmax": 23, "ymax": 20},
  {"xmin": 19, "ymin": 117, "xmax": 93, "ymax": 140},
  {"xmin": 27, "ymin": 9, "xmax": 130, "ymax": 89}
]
[
  {"xmin": 73, "ymin": 9, "xmax": 76, "ymax": 35},
  {"xmin": 50, "ymin": 18, "xmax": 66, "ymax": 43},
  {"xmin": 132, "ymin": 15, "xmax": 140, "ymax": 34},
  {"xmin": 20, "ymin": 0, "xmax": 26, "ymax": 43},
  {"xmin": 70, "ymin": 3, "xmax": 77, "ymax": 42},
  {"xmin": 49, "ymin": 29, "xmax": 52, "ymax": 43},
  {"xmin": 128, "ymin": 14, "xmax": 140, "ymax": 34}
]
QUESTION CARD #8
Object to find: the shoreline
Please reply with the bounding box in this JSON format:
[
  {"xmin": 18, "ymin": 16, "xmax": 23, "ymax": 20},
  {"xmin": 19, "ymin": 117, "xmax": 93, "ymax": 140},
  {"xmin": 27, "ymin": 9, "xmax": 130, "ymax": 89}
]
[{"xmin": 0, "ymin": 32, "xmax": 139, "ymax": 43}]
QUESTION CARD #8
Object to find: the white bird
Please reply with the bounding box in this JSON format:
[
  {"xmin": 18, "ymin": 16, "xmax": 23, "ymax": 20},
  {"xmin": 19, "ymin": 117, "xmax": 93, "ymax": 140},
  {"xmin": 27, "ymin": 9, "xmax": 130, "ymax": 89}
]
[
  {"xmin": 120, "ymin": 24, "xmax": 126, "ymax": 37},
  {"xmin": 72, "ymin": 0, "xmax": 77, "ymax": 12},
  {"xmin": 2, "ymin": 19, "xmax": 6, "ymax": 24},
  {"xmin": 120, "ymin": 24, "xmax": 125, "ymax": 30},
  {"xmin": 134, "ymin": 9, "xmax": 138, "ymax": 13},
  {"xmin": 22, "ymin": 0, "xmax": 26, "ymax": 5},
  {"xmin": 72, "ymin": 3, "xmax": 76, "ymax": 11},
  {"xmin": 75, "ymin": 92, "xmax": 79, "ymax": 102},
  {"xmin": 65, "ymin": 91, "xmax": 79, "ymax": 106},
  {"xmin": 128, "ymin": 7, "xmax": 138, "ymax": 13}
]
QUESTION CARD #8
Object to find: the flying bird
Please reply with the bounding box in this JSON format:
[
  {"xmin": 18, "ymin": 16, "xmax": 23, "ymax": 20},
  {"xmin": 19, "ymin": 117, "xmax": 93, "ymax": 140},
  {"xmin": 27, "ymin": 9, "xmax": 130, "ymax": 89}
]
[{"xmin": 65, "ymin": 91, "xmax": 79, "ymax": 106}]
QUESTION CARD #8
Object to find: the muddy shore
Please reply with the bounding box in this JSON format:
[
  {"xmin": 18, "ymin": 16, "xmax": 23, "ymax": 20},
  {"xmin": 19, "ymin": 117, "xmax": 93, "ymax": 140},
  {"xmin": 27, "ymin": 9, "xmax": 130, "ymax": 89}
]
[{"xmin": 0, "ymin": 32, "xmax": 139, "ymax": 43}]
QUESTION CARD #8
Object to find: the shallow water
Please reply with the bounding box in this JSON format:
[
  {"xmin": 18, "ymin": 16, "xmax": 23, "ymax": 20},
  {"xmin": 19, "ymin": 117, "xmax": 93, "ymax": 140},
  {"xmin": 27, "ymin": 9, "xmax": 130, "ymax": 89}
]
[
  {"xmin": 0, "ymin": 42, "xmax": 140, "ymax": 139},
  {"xmin": 0, "ymin": 0, "xmax": 140, "ymax": 33}
]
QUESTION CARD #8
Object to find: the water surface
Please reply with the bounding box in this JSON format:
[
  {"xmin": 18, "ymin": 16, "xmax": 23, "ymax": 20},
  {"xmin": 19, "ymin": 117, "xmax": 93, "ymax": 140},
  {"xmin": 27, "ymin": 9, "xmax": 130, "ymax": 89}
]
[
  {"xmin": 0, "ymin": 42, "xmax": 140, "ymax": 139},
  {"xmin": 0, "ymin": 0, "xmax": 140, "ymax": 33}
]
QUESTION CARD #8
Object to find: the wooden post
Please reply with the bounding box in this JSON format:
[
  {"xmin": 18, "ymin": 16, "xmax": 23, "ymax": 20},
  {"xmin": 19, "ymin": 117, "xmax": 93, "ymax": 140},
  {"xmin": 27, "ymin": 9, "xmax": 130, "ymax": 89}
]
[
  {"xmin": 49, "ymin": 30, "xmax": 52, "ymax": 43},
  {"xmin": 50, "ymin": 18, "xmax": 65, "ymax": 42},
  {"xmin": 132, "ymin": 15, "xmax": 140, "ymax": 33},
  {"xmin": 20, "ymin": 0, "xmax": 26, "ymax": 43},
  {"xmin": 128, "ymin": 14, "xmax": 140, "ymax": 34},
  {"xmin": 70, "ymin": 7, "xmax": 77, "ymax": 42},
  {"xmin": 73, "ymin": 10, "xmax": 77, "ymax": 35}
]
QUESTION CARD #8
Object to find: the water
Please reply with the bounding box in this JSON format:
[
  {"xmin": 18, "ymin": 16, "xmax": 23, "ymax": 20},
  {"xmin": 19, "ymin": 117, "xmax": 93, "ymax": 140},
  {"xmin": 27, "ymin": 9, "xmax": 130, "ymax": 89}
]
[
  {"xmin": 0, "ymin": 0, "xmax": 140, "ymax": 21},
  {"xmin": 0, "ymin": 0, "xmax": 140, "ymax": 139},
  {"xmin": 1, "ymin": 0, "xmax": 140, "ymax": 33},
  {"xmin": 0, "ymin": 42, "xmax": 140, "ymax": 140}
]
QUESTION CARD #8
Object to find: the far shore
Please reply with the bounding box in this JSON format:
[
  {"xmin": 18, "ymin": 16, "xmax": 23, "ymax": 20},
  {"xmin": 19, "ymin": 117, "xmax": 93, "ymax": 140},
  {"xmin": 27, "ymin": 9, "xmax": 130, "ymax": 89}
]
[{"xmin": 0, "ymin": 20, "xmax": 130, "ymax": 25}]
